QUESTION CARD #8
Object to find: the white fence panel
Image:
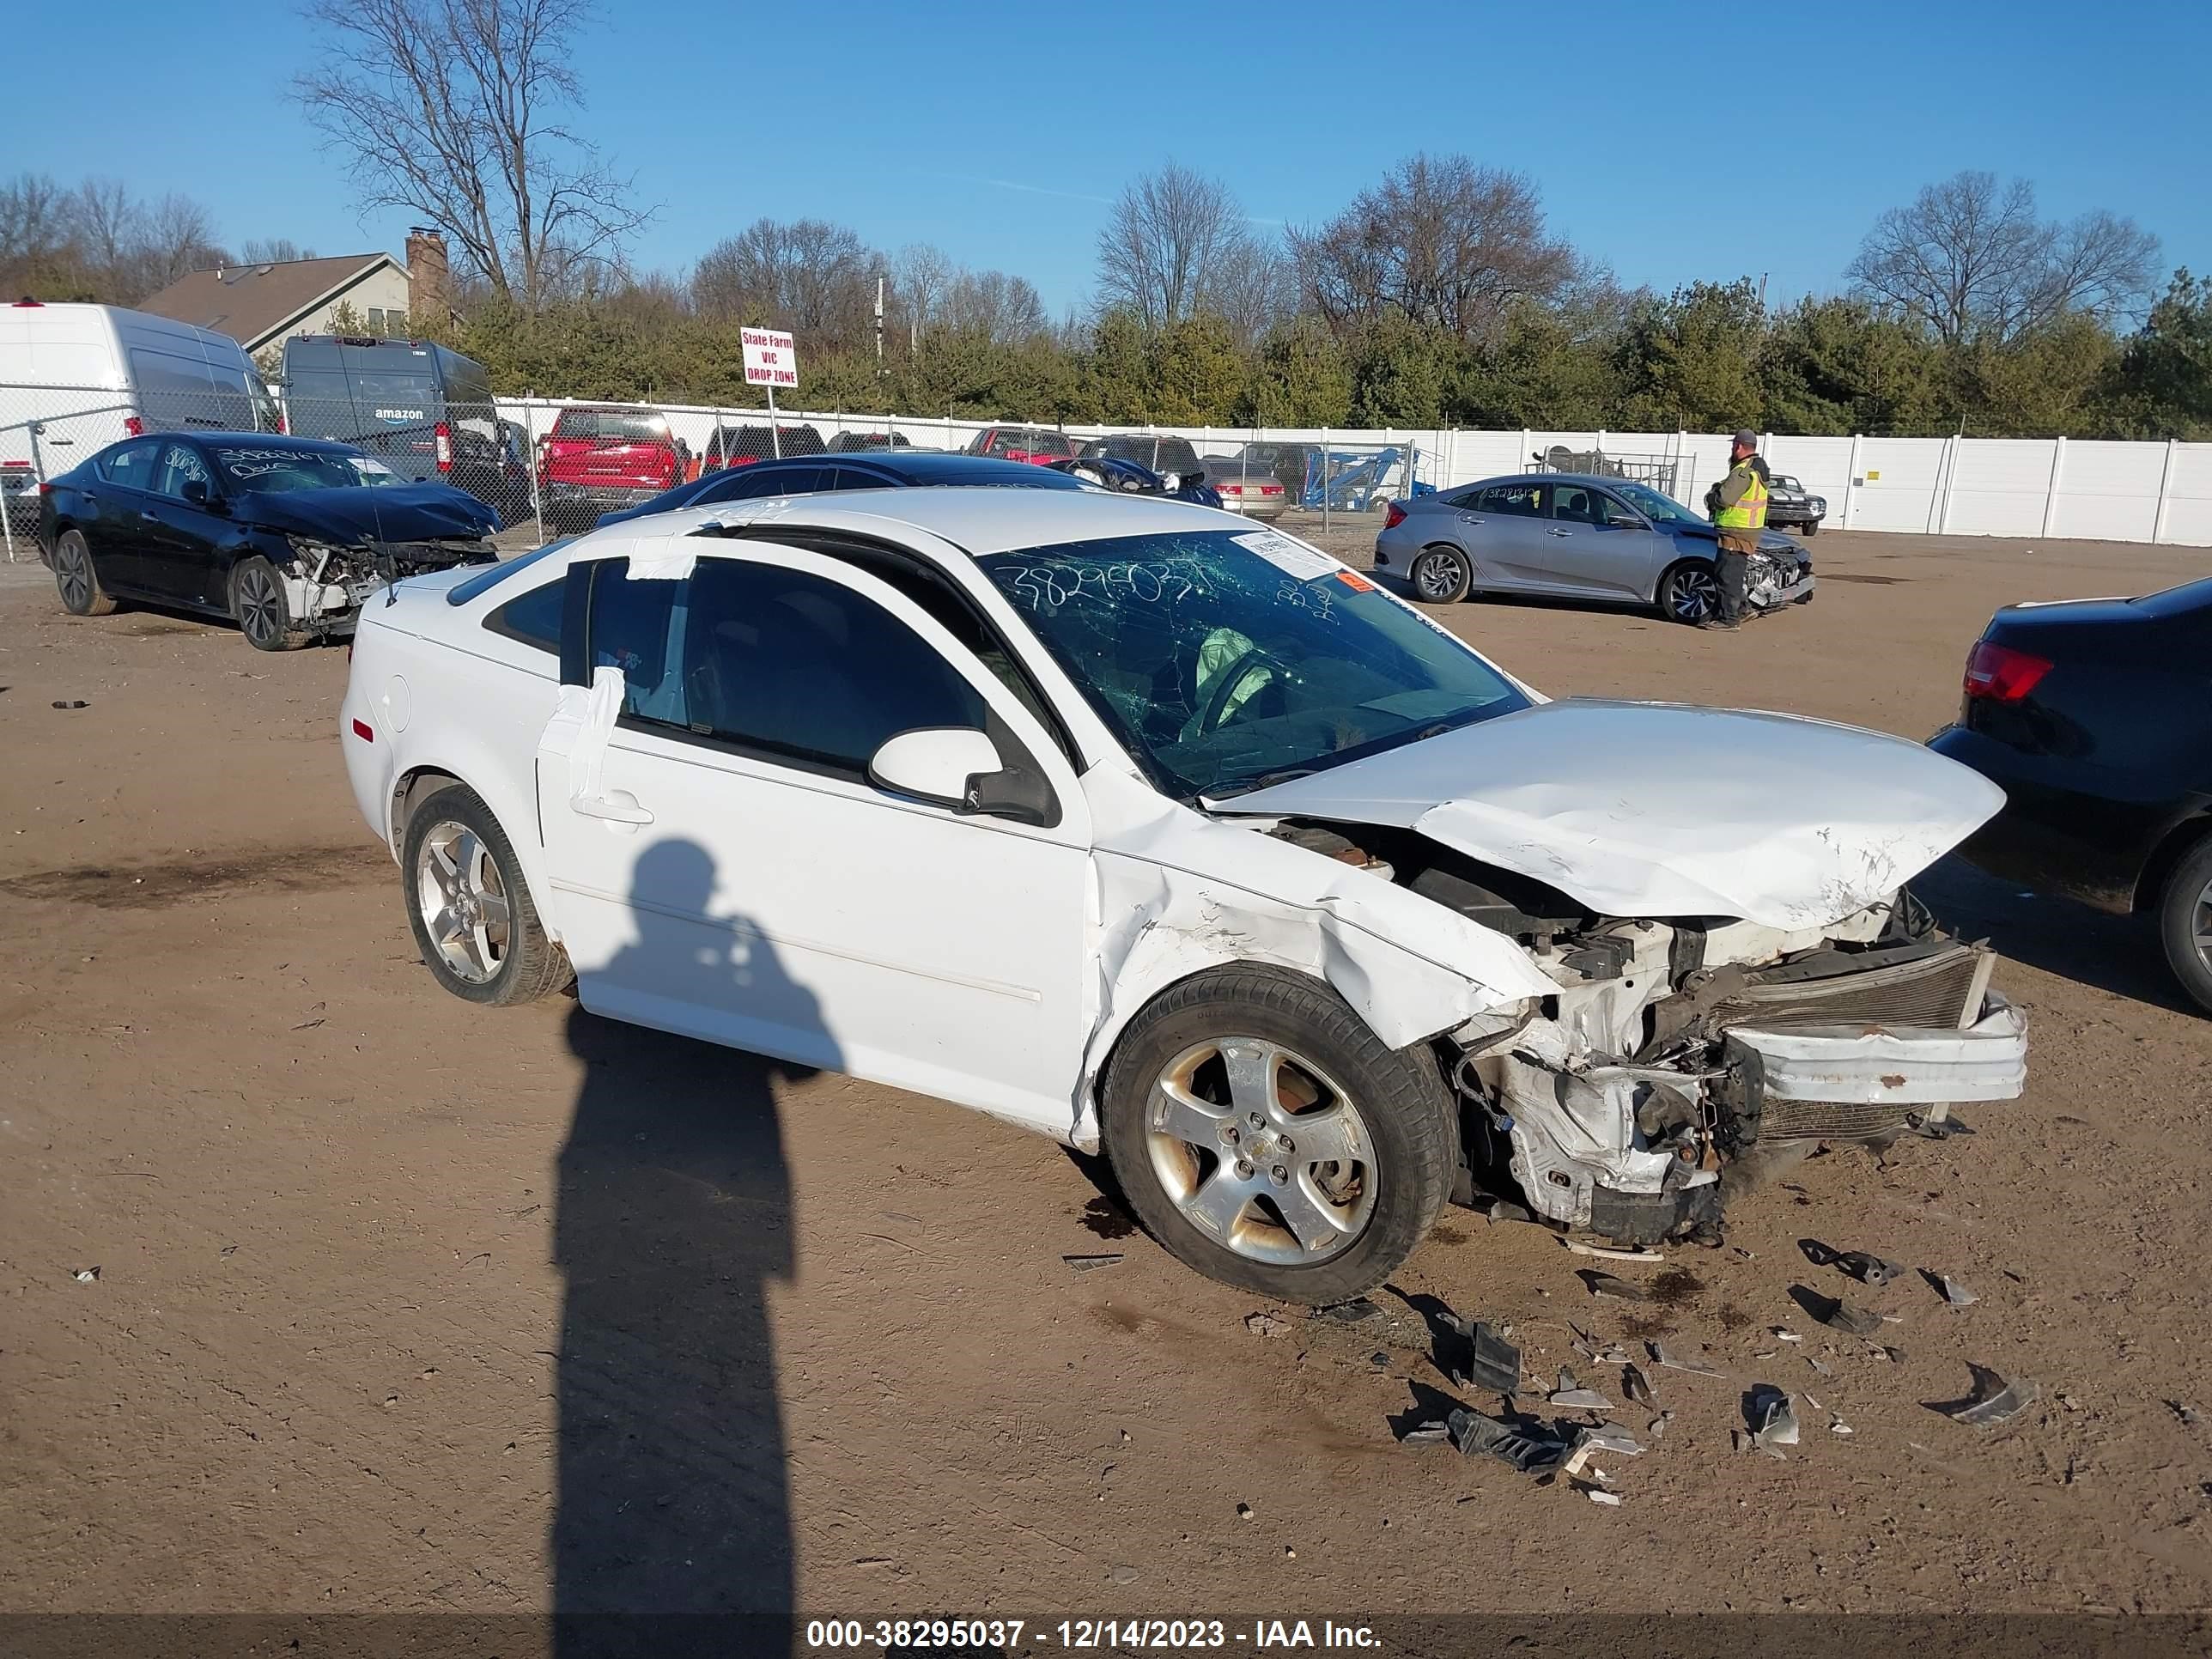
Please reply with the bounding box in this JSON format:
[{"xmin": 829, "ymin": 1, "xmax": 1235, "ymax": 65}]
[
  {"xmin": 2160, "ymin": 443, "xmax": 2212, "ymax": 547},
  {"xmin": 1763, "ymin": 435, "xmax": 1855, "ymax": 517},
  {"xmin": 2050, "ymin": 441, "xmax": 2169, "ymax": 544},
  {"xmin": 1846, "ymin": 437, "xmax": 1949, "ymax": 533},
  {"xmin": 1946, "ymin": 439, "xmax": 2056, "ymax": 538}
]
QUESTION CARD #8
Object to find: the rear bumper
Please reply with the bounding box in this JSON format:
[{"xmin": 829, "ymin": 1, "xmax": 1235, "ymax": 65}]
[
  {"xmin": 1215, "ymin": 495, "xmax": 1289, "ymax": 518},
  {"xmin": 545, "ymin": 482, "xmax": 664, "ymax": 521}
]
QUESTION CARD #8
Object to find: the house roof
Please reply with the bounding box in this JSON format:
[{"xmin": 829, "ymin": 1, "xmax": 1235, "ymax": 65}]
[{"xmin": 135, "ymin": 252, "xmax": 406, "ymax": 351}]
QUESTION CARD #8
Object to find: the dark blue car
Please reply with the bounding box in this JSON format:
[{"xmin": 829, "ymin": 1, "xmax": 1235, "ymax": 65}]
[{"xmin": 594, "ymin": 450, "xmax": 1088, "ymax": 527}]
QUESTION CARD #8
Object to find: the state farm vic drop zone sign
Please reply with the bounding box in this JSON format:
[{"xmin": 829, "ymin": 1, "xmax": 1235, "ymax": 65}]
[{"xmin": 741, "ymin": 328, "xmax": 799, "ymax": 388}]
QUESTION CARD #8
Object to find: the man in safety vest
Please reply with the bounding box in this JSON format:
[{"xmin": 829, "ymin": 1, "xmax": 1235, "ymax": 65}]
[{"xmin": 1700, "ymin": 428, "xmax": 1770, "ymax": 629}]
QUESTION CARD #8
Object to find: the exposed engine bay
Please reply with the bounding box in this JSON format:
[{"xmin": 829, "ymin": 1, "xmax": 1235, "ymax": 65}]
[
  {"xmin": 279, "ymin": 537, "xmax": 496, "ymax": 637},
  {"xmin": 1264, "ymin": 817, "xmax": 2025, "ymax": 1245},
  {"xmin": 1744, "ymin": 544, "xmax": 1814, "ymax": 612}
]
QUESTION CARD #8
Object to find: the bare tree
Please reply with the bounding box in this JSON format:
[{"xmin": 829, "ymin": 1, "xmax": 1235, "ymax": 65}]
[
  {"xmin": 0, "ymin": 173, "xmax": 76, "ymax": 277},
  {"xmin": 240, "ymin": 237, "xmax": 319, "ymax": 264},
  {"xmin": 1096, "ymin": 163, "xmax": 1248, "ymax": 329},
  {"xmin": 890, "ymin": 242, "xmax": 956, "ymax": 345},
  {"xmin": 1200, "ymin": 236, "xmax": 1294, "ymax": 347},
  {"xmin": 1848, "ymin": 171, "xmax": 2159, "ymax": 345},
  {"xmin": 1289, "ymin": 155, "xmax": 1577, "ymax": 343},
  {"xmin": 295, "ymin": 0, "xmax": 653, "ymax": 311},
  {"xmin": 939, "ymin": 270, "xmax": 1048, "ymax": 343},
  {"xmin": 693, "ymin": 218, "xmax": 881, "ymax": 345},
  {"xmin": 70, "ymin": 179, "xmax": 143, "ymax": 279},
  {"xmin": 137, "ymin": 194, "xmax": 229, "ymax": 290}
]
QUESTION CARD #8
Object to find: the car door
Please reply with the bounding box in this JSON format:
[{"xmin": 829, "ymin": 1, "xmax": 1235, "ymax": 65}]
[
  {"xmin": 1455, "ymin": 481, "xmax": 1553, "ymax": 592},
  {"xmin": 81, "ymin": 438, "xmax": 166, "ymax": 592},
  {"xmin": 1537, "ymin": 483, "xmax": 1668, "ymax": 600},
  {"xmin": 141, "ymin": 441, "xmax": 230, "ymax": 607},
  {"xmin": 534, "ymin": 541, "xmax": 1094, "ymax": 1134}
]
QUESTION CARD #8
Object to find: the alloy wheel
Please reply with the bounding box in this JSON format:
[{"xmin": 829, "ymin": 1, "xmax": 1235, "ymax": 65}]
[
  {"xmin": 414, "ymin": 819, "xmax": 514, "ymax": 984},
  {"xmin": 1144, "ymin": 1037, "xmax": 1377, "ymax": 1267},
  {"xmin": 2195, "ymin": 875, "xmax": 2212, "ymax": 975},
  {"xmin": 1412, "ymin": 549, "xmax": 1468, "ymax": 603},
  {"xmin": 56, "ymin": 539, "xmax": 92, "ymax": 611},
  {"xmin": 236, "ymin": 564, "xmax": 285, "ymax": 648},
  {"xmin": 1669, "ymin": 566, "xmax": 1722, "ymax": 622}
]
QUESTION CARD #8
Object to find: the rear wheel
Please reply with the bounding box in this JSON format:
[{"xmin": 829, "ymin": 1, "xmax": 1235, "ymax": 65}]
[
  {"xmin": 1101, "ymin": 965, "xmax": 1455, "ymax": 1304},
  {"xmin": 52, "ymin": 530, "xmax": 117, "ymax": 617},
  {"xmin": 1408, "ymin": 544, "xmax": 1473, "ymax": 605},
  {"xmin": 231, "ymin": 556, "xmax": 304, "ymax": 652},
  {"xmin": 1800, "ymin": 520, "xmax": 1820, "ymax": 538},
  {"xmin": 2157, "ymin": 835, "xmax": 2212, "ymax": 1015},
  {"xmin": 1658, "ymin": 559, "xmax": 1722, "ymax": 624},
  {"xmin": 400, "ymin": 784, "xmax": 572, "ymax": 1006}
]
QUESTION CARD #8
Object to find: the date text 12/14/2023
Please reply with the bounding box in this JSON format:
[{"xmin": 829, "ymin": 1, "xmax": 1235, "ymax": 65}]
[{"xmin": 804, "ymin": 1618, "xmax": 1381, "ymax": 1650}]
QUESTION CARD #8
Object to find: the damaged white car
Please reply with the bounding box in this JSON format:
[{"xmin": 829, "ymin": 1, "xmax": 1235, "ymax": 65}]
[{"xmin": 341, "ymin": 492, "xmax": 2026, "ymax": 1304}]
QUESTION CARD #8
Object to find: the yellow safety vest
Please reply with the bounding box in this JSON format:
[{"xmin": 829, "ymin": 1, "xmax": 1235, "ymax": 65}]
[{"xmin": 1714, "ymin": 460, "xmax": 1768, "ymax": 531}]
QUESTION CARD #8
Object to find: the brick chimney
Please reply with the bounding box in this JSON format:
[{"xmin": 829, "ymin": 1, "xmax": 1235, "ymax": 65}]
[{"xmin": 405, "ymin": 227, "xmax": 450, "ymax": 325}]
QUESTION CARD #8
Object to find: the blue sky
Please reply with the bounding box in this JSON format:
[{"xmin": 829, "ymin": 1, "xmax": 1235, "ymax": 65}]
[{"xmin": 15, "ymin": 2, "xmax": 2211, "ymax": 319}]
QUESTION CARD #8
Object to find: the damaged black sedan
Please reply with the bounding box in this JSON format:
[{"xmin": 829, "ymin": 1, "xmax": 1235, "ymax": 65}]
[{"xmin": 39, "ymin": 433, "xmax": 498, "ymax": 652}]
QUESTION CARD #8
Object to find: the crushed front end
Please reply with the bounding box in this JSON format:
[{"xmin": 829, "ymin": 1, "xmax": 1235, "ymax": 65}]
[
  {"xmin": 274, "ymin": 535, "xmax": 497, "ymax": 639},
  {"xmin": 1455, "ymin": 888, "xmax": 2023, "ymax": 1243}
]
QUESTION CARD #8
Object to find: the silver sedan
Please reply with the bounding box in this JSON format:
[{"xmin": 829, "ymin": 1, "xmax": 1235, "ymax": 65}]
[{"xmin": 1375, "ymin": 472, "xmax": 1814, "ymax": 624}]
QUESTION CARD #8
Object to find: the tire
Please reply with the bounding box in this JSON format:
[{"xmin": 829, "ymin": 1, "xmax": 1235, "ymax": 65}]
[
  {"xmin": 1101, "ymin": 964, "xmax": 1456, "ymax": 1304},
  {"xmin": 230, "ymin": 556, "xmax": 305, "ymax": 652},
  {"xmin": 52, "ymin": 529, "xmax": 118, "ymax": 617},
  {"xmin": 399, "ymin": 783, "xmax": 574, "ymax": 1006},
  {"xmin": 1800, "ymin": 520, "xmax": 1820, "ymax": 538},
  {"xmin": 2156, "ymin": 834, "xmax": 2212, "ymax": 1015},
  {"xmin": 1657, "ymin": 558, "xmax": 1722, "ymax": 625},
  {"xmin": 1407, "ymin": 544, "xmax": 1473, "ymax": 605}
]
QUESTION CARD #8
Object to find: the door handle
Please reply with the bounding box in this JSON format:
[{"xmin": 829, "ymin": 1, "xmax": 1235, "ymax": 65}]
[
  {"xmin": 1457, "ymin": 514, "xmax": 1485, "ymax": 526},
  {"xmin": 571, "ymin": 790, "xmax": 654, "ymax": 828},
  {"xmin": 1548, "ymin": 527, "xmax": 1572, "ymax": 537},
  {"xmin": 141, "ymin": 511, "xmax": 161, "ymax": 522}
]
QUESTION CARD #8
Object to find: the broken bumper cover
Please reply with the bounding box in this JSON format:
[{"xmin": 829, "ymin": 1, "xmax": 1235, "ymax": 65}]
[{"xmin": 1723, "ymin": 994, "xmax": 2027, "ymax": 1143}]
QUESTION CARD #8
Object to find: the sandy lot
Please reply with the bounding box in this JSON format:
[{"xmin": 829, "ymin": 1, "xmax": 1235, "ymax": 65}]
[{"xmin": 2, "ymin": 520, "xmax": 2209, "ymax": 1637}]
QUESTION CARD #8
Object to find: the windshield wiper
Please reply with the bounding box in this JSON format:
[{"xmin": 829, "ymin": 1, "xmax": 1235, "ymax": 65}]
[{"xmin": 1212, "ymin": 765, "xmax": 1318, "ymax": 799}]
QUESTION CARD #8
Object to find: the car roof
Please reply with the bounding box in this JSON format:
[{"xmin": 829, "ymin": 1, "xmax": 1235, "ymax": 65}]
[
  {"xmin": 605, "ymin": 486, "xmax": 1237, "ymax": 557},
  {"xmin": 162, "ymin": 432, "xmax": 356, "ymax": 453}
]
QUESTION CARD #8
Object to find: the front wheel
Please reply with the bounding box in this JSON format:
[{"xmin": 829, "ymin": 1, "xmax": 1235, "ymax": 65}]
[
  {"xmin": 1658, "ymin": 559, "xmax": 1722, "ymax": 624},
  {"xmin": 1407, "ymin": 544, "xmax": 1473, "ymax": 605},
  {"xmin": 52, "ymin": 530, "xmax": 118, "ymax": 617},
  {"xmin": 400, "ymin": 784, "xmax": 573, "ymax": 1006},
  {"xmin": 1800, "ymin": 520, "xmax": 1820, "ymax": 538},
  {"xmin": 1101, "ymin": 965, "xmax": 1455, "ymax": 1304},
  {"xmin": 2158, "ymin": 835, "xmax": 2212, "ymax": 1015},
  {"xmin": 231, "ymin": 556, "xmax": 304, "ymax": 652}
]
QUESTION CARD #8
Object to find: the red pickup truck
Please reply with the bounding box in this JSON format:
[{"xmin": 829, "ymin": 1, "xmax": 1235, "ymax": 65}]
[{"xmin": 538, "ymin": 406, "xmax": 692, "ymax": 531}]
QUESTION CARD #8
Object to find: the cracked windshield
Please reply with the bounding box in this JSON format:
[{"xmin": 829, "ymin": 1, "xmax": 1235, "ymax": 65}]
[{"xmin": 980, "ymin": 529, "xmax": 1529, "ymax": 800}]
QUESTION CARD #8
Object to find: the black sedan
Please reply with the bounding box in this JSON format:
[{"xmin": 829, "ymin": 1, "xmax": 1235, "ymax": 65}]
[
  {"xmin": 39, "ymin": 433, "xmax": 498, "ymax": 651},
  {"xmin": 1929, "ymin": 576, "xmax": 2212, "ymax": 1011},
  {"xmin": 591, "ymin": 449, "xmax": 1088, "ymax": 527}
]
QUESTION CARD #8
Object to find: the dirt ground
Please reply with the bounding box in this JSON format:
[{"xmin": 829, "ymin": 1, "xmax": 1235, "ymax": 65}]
[{"xmin": 3, "ymin": 520, "xmax": 2210, "ymax": 1634}]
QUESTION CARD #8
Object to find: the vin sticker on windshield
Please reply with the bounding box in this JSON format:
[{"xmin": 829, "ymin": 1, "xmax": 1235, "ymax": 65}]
[{"xmin": 1233, "ymin": 531, "xmax": 1338, "ymax": 582}]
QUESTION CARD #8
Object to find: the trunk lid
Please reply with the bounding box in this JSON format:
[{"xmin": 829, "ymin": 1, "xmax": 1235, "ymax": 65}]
[{"xmin": 1218, "ymin": 699, "xmax": 2005, "ymax": 931}]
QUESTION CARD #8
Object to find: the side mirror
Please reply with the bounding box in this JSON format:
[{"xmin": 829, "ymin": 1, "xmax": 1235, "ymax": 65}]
[
  {"xmin": 1183, "ymin": 467, "xmax": 1206, "ymax": 487},
  {"xmin": 868, "ymin": 727, "xmax": 1058, "ymax": 827}
]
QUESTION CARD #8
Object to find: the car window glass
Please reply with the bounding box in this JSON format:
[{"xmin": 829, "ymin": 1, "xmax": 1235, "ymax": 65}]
[
  {"xmin": 484, "ymin": 576, "xmax": 564, "ymax": 653},
  {"xmin": 757, "ymin": 465, "xmax": 823, "ymax": 495},
  {"xmin": 1478, "ymin": 483, "xmax": 1545, "ymax": 517},
  {"xmin": 825, "ymin": 467, "xmax": 885, "ymax": 491},
  {"xmin": 1552, "ymin": 485, "xmax": 1602, "ymax": 524},
  {"xmin": 587, "ymin": 562, "xmax": 688, "ymax": 725},
  {"xmin": 683, "ymin": 561, "xmax": 989, "ymax": 774},
  {"xmin": 96, "ymin": 440, "xmax": 162, "ymax": 491},
  {"xmin": 153, "ymin": 442, "xmax": 214, "ymax": 501},
  {"xmin": 1156, "ymin": 439, "xmax": 1201, "ymax": 474}
]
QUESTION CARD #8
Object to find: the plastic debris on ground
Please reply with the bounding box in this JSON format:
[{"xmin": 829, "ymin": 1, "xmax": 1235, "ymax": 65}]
[
  {"xmin": 1773, "ymin": 1328, "xmax": 1804, "ymax": 1343},
  {"xmin": 1455, "ymin": 1318, "xmax": 1522, "ymax": 1396},
  {"xmin": 1244, "ymin": 1311, "xmax": 1289, "ymax": 1338},
  {"xmin": 1580, "ymin": 1270, "xmax": 1651, "ymax": 1303},
  {"xmin": 1313, "ymin": 1297, "xmax": 1381, "ymax": 1324},
  {"xmin": 1623, "ymin": 1363, "xmax": 1656, "ymax": 1407},
  {"xmin": 1747, "ymin": 1385, "xmax": 1801, "ymax": 1459},
  {"xmin": 71, "ymin": 1267, "xmax": 100, "ymax": 1283},
  {"xmin": 1548, "ymin": 1366, "xmax": 1613, "ymax": 1412},
  {"xmin": 1583, "ymin": 1487, "xmax": 1624, "ymax": 1506},
  {"xmin": 1564, "ymin": 1240, "xmax": 1665, "ymax": 1263},
  {"xmin": 1483, "ymin": 1199, "xmax": 1534, "ymax": 1225},
  {"xmin": 1649, "ymin": 1340, "xmax": 1724, "ymax": 1377},
  {"xmin": 1920, "ymin": 1268, "xmax": 1978, "ymax": 1306},
  {"xmin": 1063, "ymin": 1253, "xmax": 1123, "ymax": 1273},
  {"xmin": 1445, "ymin": 1407, "xmax": 1574, "ymax": 1474},
  {"xmin": 1929, "ymin": 1364, "xmax": 2041, "ymax": 1428},
  {"xmin": 1805, "ymin": 1291, "xmax": 1887, "ymax": 1338}
]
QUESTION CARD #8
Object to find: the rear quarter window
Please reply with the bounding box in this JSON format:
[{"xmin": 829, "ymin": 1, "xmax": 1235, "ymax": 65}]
[{"xmin": 484, "ymin": 576, "xmax": 565, "ymax": 653}]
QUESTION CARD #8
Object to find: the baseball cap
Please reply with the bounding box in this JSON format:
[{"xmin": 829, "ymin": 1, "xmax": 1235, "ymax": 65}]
[{"xmin": 1733, "ymin": 428, "xmax": 1759, "ymax": 447}]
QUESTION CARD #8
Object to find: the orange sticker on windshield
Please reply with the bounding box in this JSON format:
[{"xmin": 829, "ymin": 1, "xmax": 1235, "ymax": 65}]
[{"xmin": 1334, "ymin": 569, "xmax": 1376, "ymax": 592}]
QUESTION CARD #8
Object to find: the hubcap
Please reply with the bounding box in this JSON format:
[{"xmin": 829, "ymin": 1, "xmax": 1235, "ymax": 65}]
[
  {"xmin": 57, "ymin": 539, "xmax": 91, "ymax": 610},
  {"xmin": 2194, "ymin": 876, "xmax": 2212, "ymax": 973},
  {"xmin": 1413, "ymin": 550, "xmax": 1464, "ymax": 602},
  {"xmin": 1146, "ymin": 1038, "xmax": 1376, "ymax": 1267},
  {"xmin": 415, "ymin": 820, "xmax": 513, "ymax": 984},
  {"xmin": 1670, "ymin": 568, "xmax": 1721, "ymax": 621},
  {"xmin": 239, "ymin": 568, "xmax": 282, "ymax": 645}
]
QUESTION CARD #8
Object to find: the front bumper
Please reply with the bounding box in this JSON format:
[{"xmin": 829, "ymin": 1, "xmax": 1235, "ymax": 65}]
[
  {"xmin": 546, "ymin": 482, "xmax": 664, "ymax": 523},
  {"xmin": 1752, "ymin": 568, "xmax": 1817, "ymax": 611}
]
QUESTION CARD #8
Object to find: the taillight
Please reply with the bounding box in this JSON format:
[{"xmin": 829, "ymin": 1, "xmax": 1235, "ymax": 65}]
[
  {"xmin": 434, "ymin": 421, "xmax": 453, "ymax": 472},
  {"xmin": 1963, "ymin": 639, "xmax": 2052, "ymax": 702},
  {"xmin": 1383, "ymin": 503, "xmax": 1407, "ymax": 529},
  {"xmin": 124, "ymin": 416, "xmax": 143, "ymax": 437}
]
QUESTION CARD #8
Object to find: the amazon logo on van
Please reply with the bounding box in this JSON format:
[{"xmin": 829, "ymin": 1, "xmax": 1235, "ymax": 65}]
[{"xmin": 374, "ymin": 408, "xmax": 427, "ymax": 422}]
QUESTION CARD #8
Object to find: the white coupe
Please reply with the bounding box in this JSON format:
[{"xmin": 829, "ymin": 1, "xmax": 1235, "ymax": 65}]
[{"xmin": 341, "ymin": 490, "xmax": 2026, "ymax": 1304}]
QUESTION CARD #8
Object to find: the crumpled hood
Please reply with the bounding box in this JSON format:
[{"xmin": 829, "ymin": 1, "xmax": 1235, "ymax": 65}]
[
  {"xmin": 237, "ymin": 483, "xmax": 497, "ymax": 546},
  {"xmin": 1219, "ymin": 699, "xmax": 2005, "ymax": 931}
]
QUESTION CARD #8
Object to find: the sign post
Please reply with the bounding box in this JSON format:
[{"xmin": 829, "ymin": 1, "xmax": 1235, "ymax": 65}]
[{"xmin": 741, "ymin": 327, "xmax": 799, "ymax": 459}]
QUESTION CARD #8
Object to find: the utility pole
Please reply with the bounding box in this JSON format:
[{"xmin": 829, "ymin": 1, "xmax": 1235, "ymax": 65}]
[
  {"xmin": 875, "ymin": 276, "xmax": 885, "ymax": 376},
  {"xmin": 1757, "ymin": 271, "xmax": 1768, "ymax": 308}
]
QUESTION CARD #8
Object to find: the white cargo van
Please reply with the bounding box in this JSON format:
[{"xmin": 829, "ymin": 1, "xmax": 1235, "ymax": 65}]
[{"xmin": 0, "ymin": 301, "xmax": 281, "ymax": 537}]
